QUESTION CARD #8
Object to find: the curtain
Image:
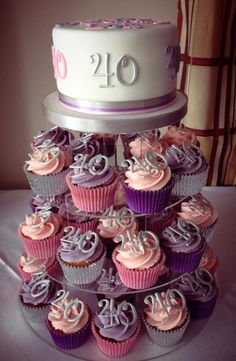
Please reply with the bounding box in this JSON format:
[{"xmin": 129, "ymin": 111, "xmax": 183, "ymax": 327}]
[{"xmin": 177, "ymin": 0, "xmax": 236, "ymax": 185}]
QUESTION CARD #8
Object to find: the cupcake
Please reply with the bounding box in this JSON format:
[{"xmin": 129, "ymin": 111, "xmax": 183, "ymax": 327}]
[
  {"xmin": 92, "ymin": 133, "xmax": 117, "ymax": 158},
  {"xmin": 161, "ymin": 125, "xmax": 199, "ymax": 147},
  {"xmin": 120, "ymin": 132, "xmax": 139, "ymax": 158},
  {"xmin": 165, "ymin": 142, "xmax": 209, "ymax": 199},
  {"xmin": 70, "ymin": 133, "xmax": 101, "ymax": 159},
  {"xmin": 121, "ymin": 130, "xmax": 161, "ymax": 159},
  {"xmin": 139, "ymin": 206, "xmax": 175, "ymax": 237},
  {"xmin": 66, "ymin": 153, "xmax": 118, "ymax": 212},
  {"xmin": 142, "ymin": 288, "xmax": 190, "ymax": 346},
  {"xmin": 18, "ymin": 272, "xmax": 62, "ymax": 323},
  {"xmin": 98, "ymin": 206, "xmax": 138, "ymax": 250},
  {"xmin": 96, "ymin": 267, "xmax": 129, "ymax": 300},
  {"xmin": 175, "ymin": 268, "xmax": 219, "ymax": 319},
  {"xmin": 18, "ymin": 253, "xmax": 60, "ymax": 281},
  {"xmin": 30, "ymin": 193, "xmax": 69, "ymax": 214},
  {"xmin": 199, "ymin": 245, "xmax": 218, "ymax": 275},
  {"xmin": 128, "ymin": 133, "xmax": 168, "ymax": 159},
  {"xmin": 92, "ymin": 298, "xmax": 141, "ymax": 357},
  {"xmin": 18, "ymin": 211, "xmax": 63, "ymax": 258},
  {"xmin": 112, "ymin": 230, "xmax": 166, "ymax": 289},
  {"xmin": 46, "ymin": 290, "xmax": 91, "ymax": 349},
  {"xmin": 113, "ymin": 181, "xmax": 127, "ymax": 207},
  {"xmin": 58, "ymin": 194, "xmax": 98, "ymax": 232},
  {"xmin": 122, "ymin": 151, "xmax": 173, "ymax": 214},
  {"xmin": 57, "ymin": 229, "xmax": 106, "ymax": 284},
  {"xmin": 24, "ymin": 142, "xmax": 72, "ymax": 197},
  {"xmin": 161, "ymin": 218, "xmax": 205, "ymax": 273},
  {"xmin": 177, "ymin": 193, "xmax": 218, "ymax": 241},
  {"xmin": 32, "ymin": 126, "xmax": 74, "ymax": 148}
]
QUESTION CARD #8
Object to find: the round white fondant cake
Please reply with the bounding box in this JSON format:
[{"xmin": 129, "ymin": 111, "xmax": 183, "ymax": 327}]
[{"xmin": 52, "ymin": 18, "xmax": 180, "ymax": 114}]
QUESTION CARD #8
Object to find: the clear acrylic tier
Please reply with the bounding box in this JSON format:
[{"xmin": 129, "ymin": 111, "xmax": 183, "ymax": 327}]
[{"xmin": 20, "ymin": 90, "xmax": 214, "ymax": 360}]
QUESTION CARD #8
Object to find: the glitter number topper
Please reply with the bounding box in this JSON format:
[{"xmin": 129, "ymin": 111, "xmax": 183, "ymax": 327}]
[
  {"xmin": 167, "ymin": 142, "xmax": 202, "ymax": 168},
  {"xmin": 51, "ymin": 289, "xmax": 85, "ymax": 322},
  {"xmin": 100, "ymin": 206, "xmax": 135, "ymax": 229},
  {"xmin": 26, "ymin": 208, "xmax": 52, "ymax": 229},
  {"xmin": 162, "ymin": 218, "xmax": 200, "ymax": 245},
  {"xmin": 188, "ymin": 194, "xmax": 213, "ymax": 215},
  {"xmin": 144, "ymin": 288, "xmax": 186, "ymax": 319},
  {"xmin": 29, "ymin": 272, "xmax": 50, "ymax": 298},
  {"xmin": 33, "ymin": 140, "xmax": 61, "ymax": 165},
  {"xmin": 97, "ymin": 268, "xmax": 122, "ymax": 291},
  {"xmin": 60, "ymin": 227, "xmax": 99, "ymax": 253},
  {"xmin": 114, "ymin": 229, "xmax": 160, "ymax": 256},
  {"xmin": 180, "ymin": 268, "xmax": 214, "ymax": 294},
  {"xmin": 121, "ymin": 151, "xmax": 168, "ymax": 177},
  {"xmin": 98, "ymin": 298, "xmax": 137, "ymax": 328},
  {"xmin": 70, "ymin": 153, "xmax": 109, "ymax": 176}
]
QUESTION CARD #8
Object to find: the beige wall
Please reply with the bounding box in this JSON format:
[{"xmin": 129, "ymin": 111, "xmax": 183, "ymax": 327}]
[{"xmin": 0, "ymin": 0, "xmax": 177, "ymax": 189}]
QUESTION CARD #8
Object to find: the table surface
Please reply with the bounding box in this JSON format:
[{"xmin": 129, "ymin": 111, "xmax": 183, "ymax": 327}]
[{"xmin": 0, "ymin": 187, "xmax": 236, "ymax": 361}]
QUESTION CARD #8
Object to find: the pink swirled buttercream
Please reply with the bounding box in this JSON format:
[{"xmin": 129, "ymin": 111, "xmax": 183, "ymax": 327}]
[
  {"xmin": 116, "ymin": 235, "xmax": 162, "ymax": 270},
  {"xmin": 199, "ymin": 245, "xmax": 217, "ymax": 272},
  {"xmin": 178, "ymin": 196, "xmax": 217, "ymax": 228},
  {"xmin": 98, "ymin": 211, "xmax": 138, "ymax": 239},
  {"xmin": 26, "ymin": 145, "xmax": 71, "ymax": 175},
  {"xmin": 144, "ymin": 292, "xmax": 188, "ymax": 331},
  {"xmin": 161, "ymin": 126, "xmax": 198, "ymax": 147},
  {"xmin": 124, "ymin": 165, "xmax": 171, "ymax": 191},
  {"xmin": 19, "ymin": 253, "xmax": 55, "ymax": 273},
  {"xmin": 129, "ymin": 137, "xmax": 168, "ymax": 158},
  {"xmin": 20, "ymin": 212, "xmax": 61, "ymax": 240},
  {"xmin": 48, "ymin": 298, "xmax": 89, "ymax": 334}
]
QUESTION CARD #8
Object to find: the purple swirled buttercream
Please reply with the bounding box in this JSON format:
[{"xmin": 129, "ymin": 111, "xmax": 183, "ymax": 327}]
[
  {"xmin": 71, "ymin": 136, "xmax": 101, "ymax": 159},
  {"xmin": 59, "ymin": 238, "xmax": 104, "ymax": 263},
  {"xmin": 33, "ymin": 126, "xmax": 74, "ymax": 147},
  {"xmin": 70, "ymin": 167, "xmax": 115, "ymax": 187},
  {"xmin": 165, "ymin": 143, "xmax": 207, "ymax": 174},
  {"xmin": 175, "ymin": 268, "xmax": 218, "ymax": 302},
  {"xmin": 94, "ymin": 301, "xmax": 138, "ymax": 341},
  {"xmin": 19, "ymin": 274, "xmax": 61, "ymax": 305},
  {"xmin": 69, "ymin": 155, "xmax": 116, "ymax": 188},
  {"xmin": 161, "ymin": 219, "xmax": 203, "ymax": 253}
]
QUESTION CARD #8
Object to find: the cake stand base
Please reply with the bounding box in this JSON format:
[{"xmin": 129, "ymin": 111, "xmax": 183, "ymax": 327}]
[{"xmin": 42, "ymin": 91, "xmax": 187, "ymax": 134}]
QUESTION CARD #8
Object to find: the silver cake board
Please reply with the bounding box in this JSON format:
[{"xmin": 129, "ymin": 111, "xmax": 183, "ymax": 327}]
[{"xmin": 42, "ymin": 90, "xmax": 187, "ymax": 134}]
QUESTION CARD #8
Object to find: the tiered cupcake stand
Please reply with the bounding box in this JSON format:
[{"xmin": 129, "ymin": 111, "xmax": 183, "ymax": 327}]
[{"xmin": 21, "ymin": 90, "xmax": 210, "ymax": 360}]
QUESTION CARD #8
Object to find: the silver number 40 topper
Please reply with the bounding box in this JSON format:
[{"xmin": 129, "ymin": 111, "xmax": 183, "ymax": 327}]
[
  {"xmin": 162, "ymin": 218, "xmax": 200, "ymax": 245},
  {"xmin": 121, "ymin": 150, "xmax": 168, "ymax": 177},
  {"xmin": 144, "ymin": 288, "xmax": 186, "ymax": 320},
  {"xmin": 167, "ymin": 142, "xmax": 201, "ymax": 167},
  {"xmin": 60, "ymin": 227, "xmax": 99, "ymax": 254},
  {"xmin": 114, "ymin": 228, "xmax": 160, "ymax": 256},
  {"xmin": 27, "ymin": 206, "xmax": 52, "ymax": 229},
  {"xmin": 51, "ymin": 289, "xmax": 85, "ymax": 322},
  {"xmin": 188, "ymin": 194, "xmax": 213, "ymax": 215},
  {"xmin": 100, "ymin": 206, "xmax": 135, "ymax": 229},
  {"xmin": 70, "ymin": 153, "xmax": 109, "ymax": 176},
  {"xmin": 29, "ymin": 271, "xmax": 50, "ymax": 298},
  {"xmin": 180, "ymin": 268, "xmax": 214, "ymax": 294},
  {"xmin": 98, "ymin": 298, "xmax": 137, "ymax": 329}
]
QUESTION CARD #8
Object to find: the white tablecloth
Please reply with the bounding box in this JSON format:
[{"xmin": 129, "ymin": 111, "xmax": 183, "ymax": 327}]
[{"xmin": 0, "ymin": 188, "xmax": 236, "ymax": 361}]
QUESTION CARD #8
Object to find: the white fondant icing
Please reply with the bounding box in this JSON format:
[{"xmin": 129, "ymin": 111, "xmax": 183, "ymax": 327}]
[{"xmin": 52, "ymin": 20, "xmax": 179, "ymax": 113}]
